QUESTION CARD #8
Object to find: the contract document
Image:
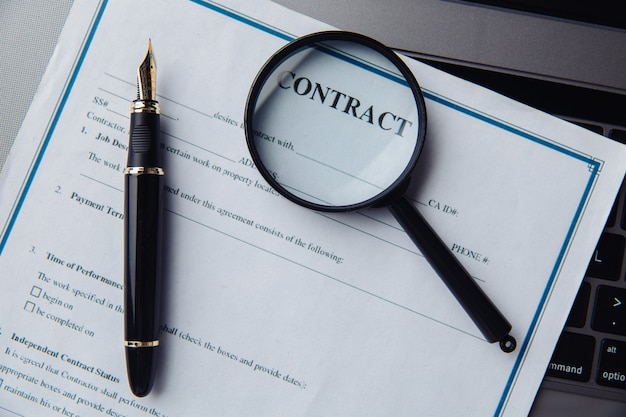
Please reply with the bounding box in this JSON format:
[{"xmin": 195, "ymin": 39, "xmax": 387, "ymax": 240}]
[{"xmin": 0, "ymin": 1, "xmax": 624, "ymax": 416}]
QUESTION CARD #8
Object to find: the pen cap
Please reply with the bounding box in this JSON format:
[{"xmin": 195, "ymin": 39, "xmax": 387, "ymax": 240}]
[{"xmin": 127, "ymin": 101, "xmax": 160, "ymax": 168}]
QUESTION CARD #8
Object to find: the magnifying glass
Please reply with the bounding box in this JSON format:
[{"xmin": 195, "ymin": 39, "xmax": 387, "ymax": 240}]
[{"xmin": 244, "ymin": 31, "xmax": 516, "ymax": 353}]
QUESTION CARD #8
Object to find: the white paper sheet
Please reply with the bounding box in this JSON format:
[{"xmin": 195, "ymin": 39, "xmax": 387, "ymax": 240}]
[{"xmin": 0, "ymin": 1, "xmax": 624, "ymax": 416}]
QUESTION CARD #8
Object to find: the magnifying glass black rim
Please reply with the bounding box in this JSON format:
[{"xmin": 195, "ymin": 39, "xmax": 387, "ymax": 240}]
[{"xmin": 244, "ymin": 30, "xmax": 427, "ymax": 213}]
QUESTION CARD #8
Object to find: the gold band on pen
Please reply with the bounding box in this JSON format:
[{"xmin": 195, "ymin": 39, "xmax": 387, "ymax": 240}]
[
  {"xmin": 132, "ymin": 100, "xmax": 160, "ymax": 114},
  {"xmin": 125, "ymin": 340, "xmax": 160, "ymax": 348},
  {"xmin": 124, "ymin": 167, "xmax": 165, "ymax": 175}
]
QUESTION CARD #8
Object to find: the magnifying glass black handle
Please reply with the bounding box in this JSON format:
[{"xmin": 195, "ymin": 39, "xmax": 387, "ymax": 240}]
[{"xmin": 389, "ymin": 197, "xmax": 516, "ymax": 352}]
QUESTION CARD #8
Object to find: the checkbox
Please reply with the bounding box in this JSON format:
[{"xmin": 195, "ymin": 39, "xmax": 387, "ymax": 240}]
[
  {"xmin": 30, "ymin": 286, "xmax": 42, "ymax": 298},
  {"xmin": 24, "ymin": 301, "xmax": 35, "ymax": 313}
]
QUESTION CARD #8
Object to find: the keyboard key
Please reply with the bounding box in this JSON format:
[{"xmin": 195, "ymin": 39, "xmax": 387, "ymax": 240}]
[
  {"xmin": 585, "ymin": 233, "xmax": 624, "ymax": 281},
  {"xmin": 609, "ymin": 129, "xmax": 626, "ymax": 145},
  {"xmin": 546, "ymin": 332, "xmax": 594, "ymax": 382},
  {"xmin": 566, "ymin": 282, "xmax": 590, "ymax": 328},
  {"xmin": 573, "ymin": 121, "xmax": 603, "ymax": 135},
  {"xmin": 592, "ymin": 286, "xmax": 626, "ymax": 336},
  {"xmin": 597, "ymin": 339, "xmax": 626, "ymax": 389}
]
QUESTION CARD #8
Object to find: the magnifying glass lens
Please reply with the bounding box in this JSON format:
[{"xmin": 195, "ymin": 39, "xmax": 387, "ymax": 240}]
[
  {"xmin": 247, "ymin": 35, "xmax": 423, "ymax": 210},
  {"xmin": 245, "ymin": 32, "xmax": 515, "ymax": 352}
]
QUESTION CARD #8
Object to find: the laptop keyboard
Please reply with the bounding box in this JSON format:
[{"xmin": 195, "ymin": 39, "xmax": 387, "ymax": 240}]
[
  {"xmin": 546, "ymin": 169, "xmax": 626, "ymax": 398},
  {"xmin": 414, "ymin": 55, "xmax": 626, "ymax": 402}
]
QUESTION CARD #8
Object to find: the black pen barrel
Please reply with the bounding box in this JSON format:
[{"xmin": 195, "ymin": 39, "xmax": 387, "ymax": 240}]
[
  {"xmin": 389, "ymin": 197, "xmax": 515, "ymax": 352},
  {"xmin": 124, "ymin": 172, "xmax": 164, "ymax": 341},
  {"xmin": 124, "ymin": 105, "xmax": 164, "ymax": 397},
  {"xmin": 124, "ymin": 170, "xmax": 164, "ymax": 396}
]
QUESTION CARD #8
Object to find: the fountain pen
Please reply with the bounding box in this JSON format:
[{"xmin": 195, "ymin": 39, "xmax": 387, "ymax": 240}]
[{"xmin": 124, "ymin": 39, "xmax": 164, "ymax": 397}]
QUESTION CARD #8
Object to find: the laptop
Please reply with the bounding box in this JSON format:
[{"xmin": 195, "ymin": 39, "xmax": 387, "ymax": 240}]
[
  {"xmin": 272, "ymin": 1, "xmax": 626, "ymax": 416},
  {"xmin": 1, "ymin": 1, "xmax": 624, "ymax": 416}
]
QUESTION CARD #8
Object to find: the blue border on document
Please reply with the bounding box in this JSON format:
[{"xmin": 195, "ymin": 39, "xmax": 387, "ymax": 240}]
[
  {"xmin": 0, "ymin": 1, "xmax": 603, "ymax": 416},
  {"xmin": 0, "ymin": 0, "xmax": 109, "ymax": 252}
]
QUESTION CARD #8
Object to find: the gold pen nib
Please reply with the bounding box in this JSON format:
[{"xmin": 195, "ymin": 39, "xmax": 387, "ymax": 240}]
[{"xmin": 137, "ymin": 39, "xmax": 156, "ymax": 101}]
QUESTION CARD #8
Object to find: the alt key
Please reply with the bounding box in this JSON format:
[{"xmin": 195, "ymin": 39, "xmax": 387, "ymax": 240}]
[{"xmin": 597, "ymin": 339, "xmax": 626, "ymax": 389}]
